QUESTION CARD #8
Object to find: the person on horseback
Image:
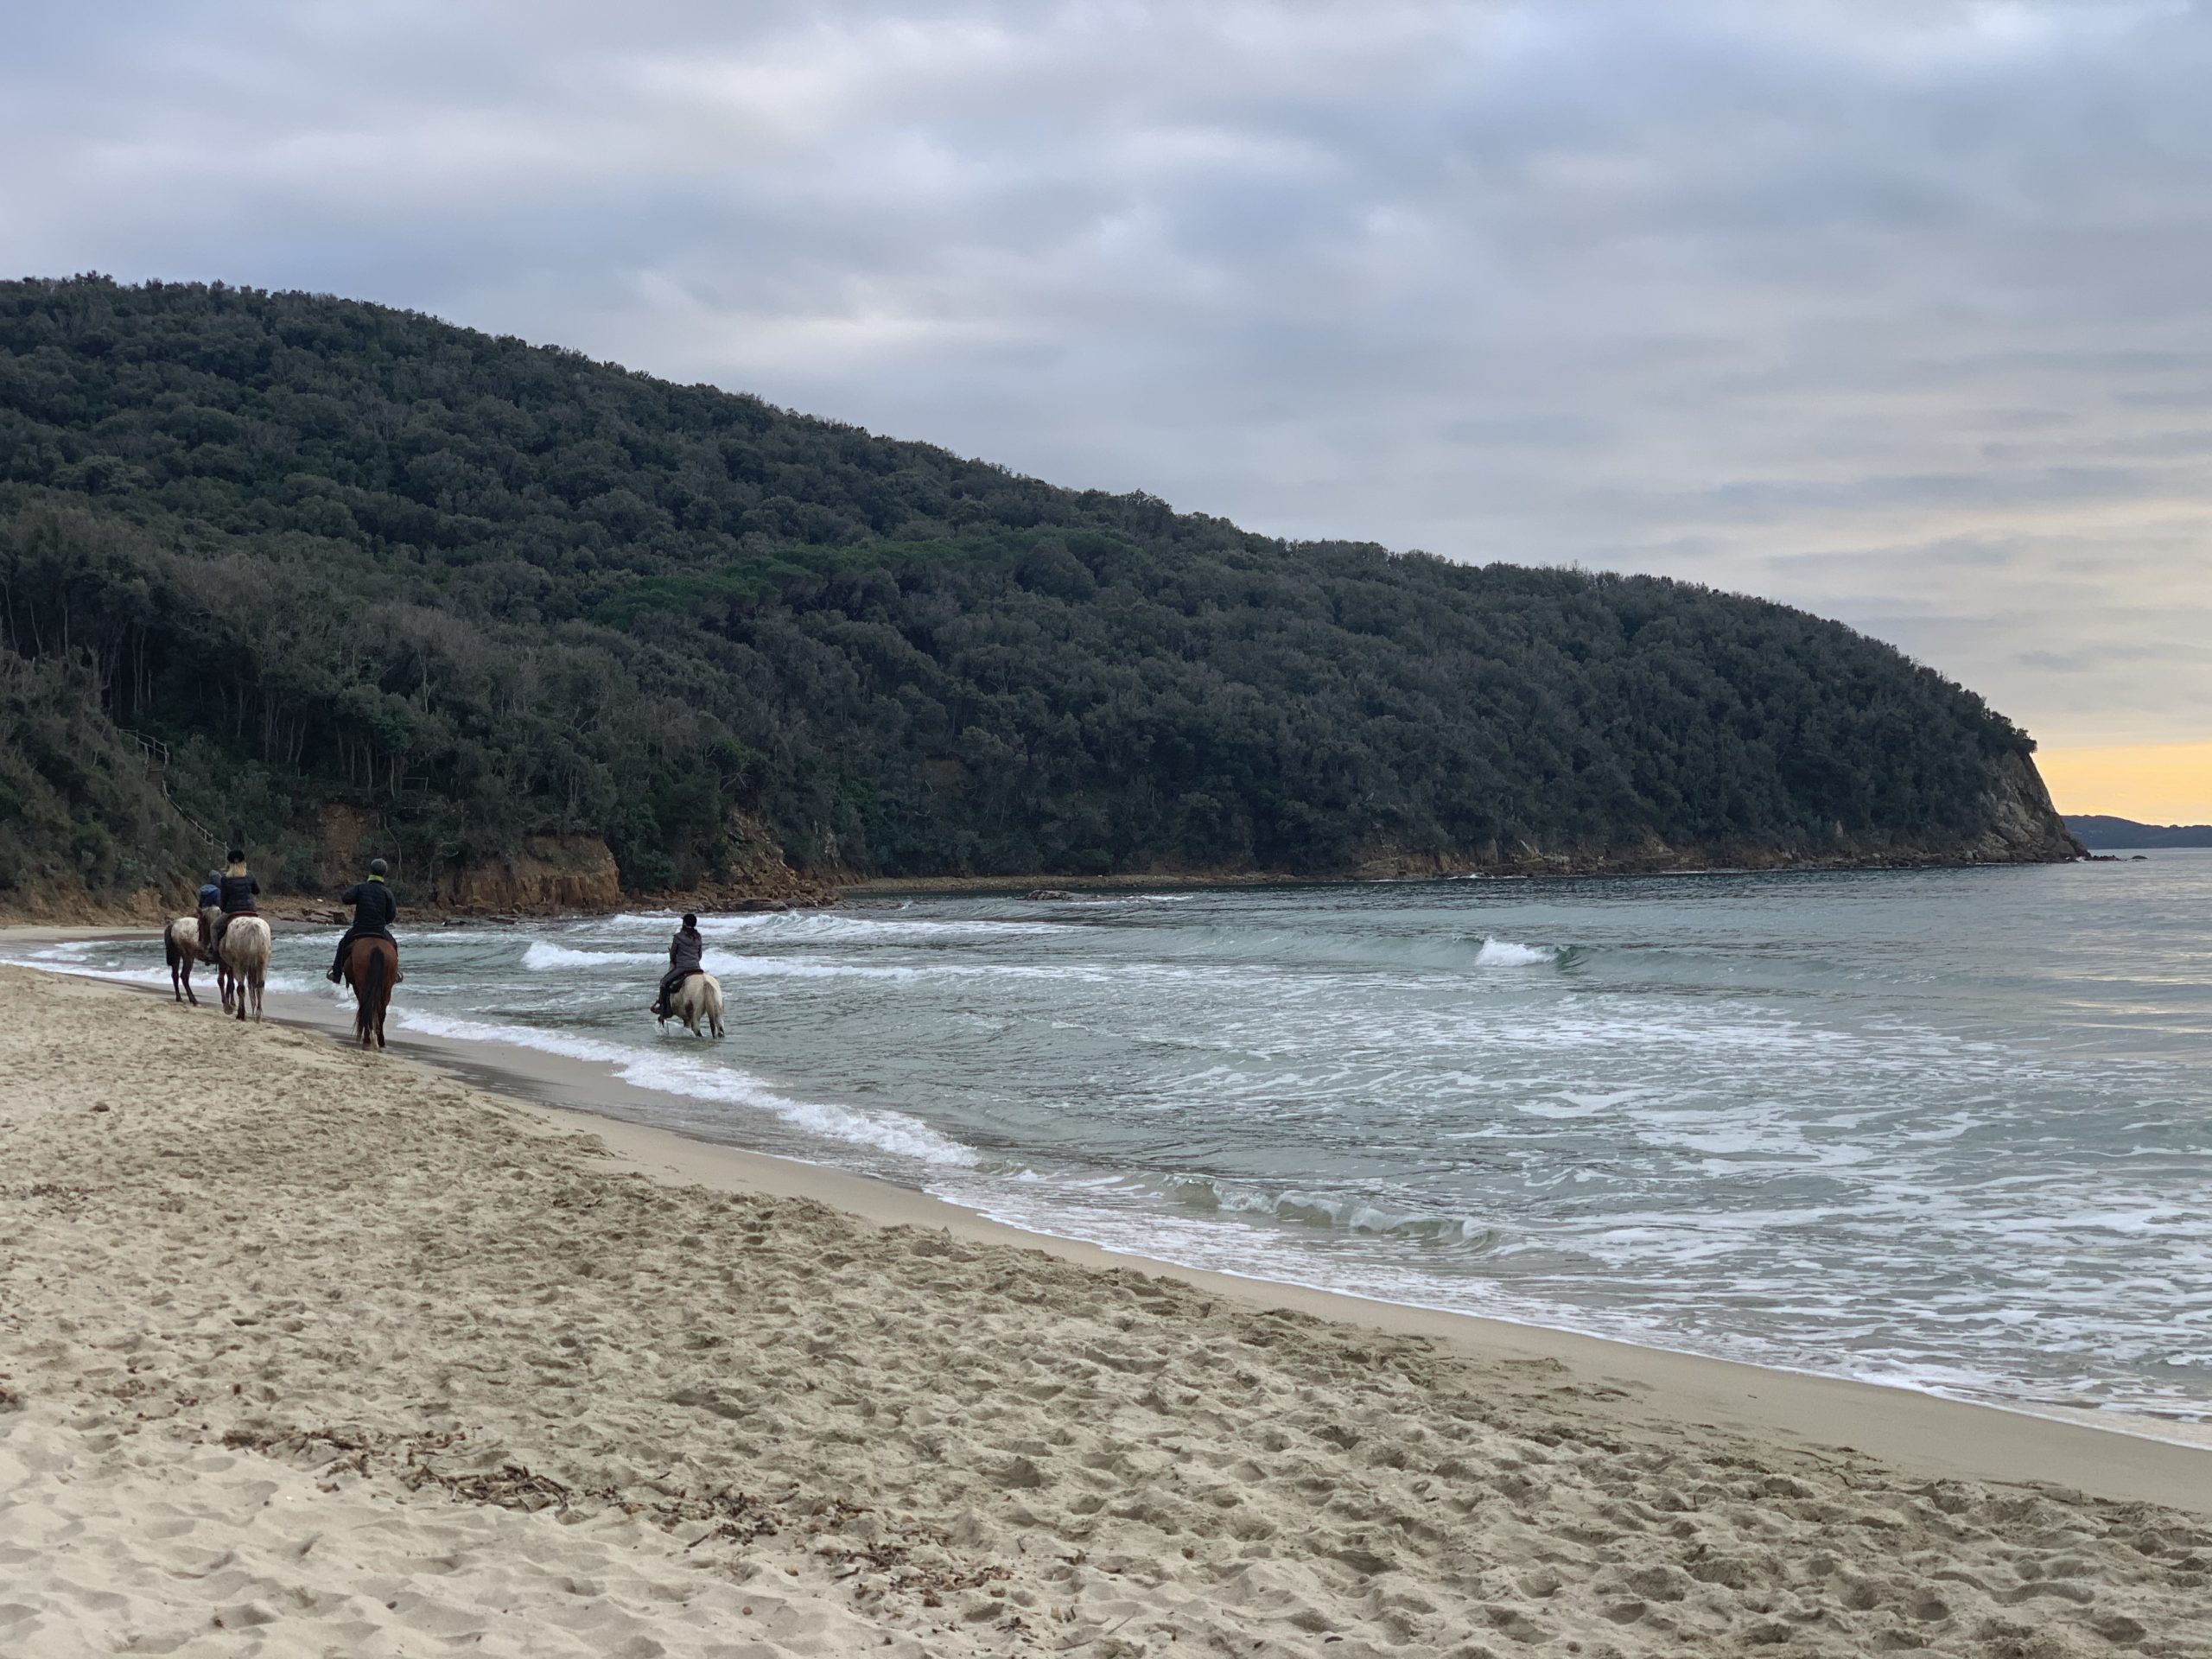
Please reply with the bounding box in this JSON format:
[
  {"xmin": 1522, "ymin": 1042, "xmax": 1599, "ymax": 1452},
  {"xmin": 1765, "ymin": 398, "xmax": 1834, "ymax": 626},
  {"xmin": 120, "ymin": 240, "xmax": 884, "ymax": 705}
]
[
  {"xmin": 195, "ymin": 869, "xmax": 222, "ymax": 957},
  {"xmin": 213, "ymin": 849, "xmax": 258, "ymax": 952},
  {"xmin": 327, "ymin": 858, "xmax": 400, "ymax": 983},
  {"xmin": 650, "ymin": 913, "xmax": 705, "ymax": 1017}
]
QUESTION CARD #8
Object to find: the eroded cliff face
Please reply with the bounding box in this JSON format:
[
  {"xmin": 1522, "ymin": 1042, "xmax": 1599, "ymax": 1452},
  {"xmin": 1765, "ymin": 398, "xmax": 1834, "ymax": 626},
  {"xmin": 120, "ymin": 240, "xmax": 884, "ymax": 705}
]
[
  {"xmin": 430, "ymin": 836, "xmax": 625, "ymax": 914},
  {"xmin": 1967, "ymin": 751, "xmax": 2087, "ymax": 862},
  {"xmin": 419, "ymin": 813, "xmax": 833, "ymax": 917},
  {"xmin": 620, "ymin": 811, "xmax": 838, "ymax": 912}
]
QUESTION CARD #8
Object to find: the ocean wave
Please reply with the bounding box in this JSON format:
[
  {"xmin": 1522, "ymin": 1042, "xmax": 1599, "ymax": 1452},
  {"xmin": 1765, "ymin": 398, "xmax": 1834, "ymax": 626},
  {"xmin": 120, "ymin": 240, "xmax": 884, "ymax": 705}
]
[
  {"xmin": 522, "ymin": 942, "xmax": 663, "ymax": 969},
  {"xmin": 7, "ymin": 949, "xmax": 340, "ymax": 1002},
  {"xmin": 1157, "ymin": 1174, "xmax": 1500, "ymax": 1247},
  {"xmin": 1474, "ymin": 938, "xmax": 1559, "ymax": 968},
  {"xmin": 605, "ymin": 910, "xmax": 1061, "ymax": 942},
  {"xmin": 386, "ymin": 1007, "xmax": 978, "ymax": 1168}
]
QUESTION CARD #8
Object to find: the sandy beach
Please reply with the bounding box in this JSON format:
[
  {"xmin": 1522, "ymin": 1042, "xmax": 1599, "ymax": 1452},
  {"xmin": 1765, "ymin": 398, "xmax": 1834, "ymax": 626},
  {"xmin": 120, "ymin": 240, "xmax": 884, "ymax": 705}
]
[{"xmin": 3, "ymin": 961, "xmax": 2209, "ymax": 1657}]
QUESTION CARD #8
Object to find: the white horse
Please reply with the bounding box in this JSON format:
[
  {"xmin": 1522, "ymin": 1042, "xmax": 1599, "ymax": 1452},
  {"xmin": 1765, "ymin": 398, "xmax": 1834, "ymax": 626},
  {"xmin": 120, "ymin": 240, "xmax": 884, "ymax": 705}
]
[
  {"xmin": 661, "ymin": 972, "xmax": 724, "ymax": 1039},
  {"xmin": 219, "ymin": 916, "xmax": 272, "ymax": 1022},
  {"xmin": 163, "ymin": 916, "xmax": 206, "ymax": 1005}
]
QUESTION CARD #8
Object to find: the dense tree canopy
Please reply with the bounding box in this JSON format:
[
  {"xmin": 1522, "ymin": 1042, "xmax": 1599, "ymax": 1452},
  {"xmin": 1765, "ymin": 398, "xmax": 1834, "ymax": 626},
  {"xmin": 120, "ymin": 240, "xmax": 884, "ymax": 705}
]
[{"xmin": 0, "ymin": 276, "xmax": 2049, "ymax": 899}]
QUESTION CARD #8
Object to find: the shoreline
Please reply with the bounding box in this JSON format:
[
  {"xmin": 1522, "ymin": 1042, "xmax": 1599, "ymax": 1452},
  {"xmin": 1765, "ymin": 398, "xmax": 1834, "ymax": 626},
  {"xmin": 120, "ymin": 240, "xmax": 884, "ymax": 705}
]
[
  {"xmin": 847, "ymin": 851, "xmax": 2089, "ymax": 898},
  {"xmin": 9, "ymin": 929, "xmax": 2209, "ymax": 1514},
  {"xmin": 2, "ymin": 840, "xmax": 2100, "ymax": 931},
  {"xmin": 9, "ymin": 963, "xmax": 2212, "ymax": 1656}
]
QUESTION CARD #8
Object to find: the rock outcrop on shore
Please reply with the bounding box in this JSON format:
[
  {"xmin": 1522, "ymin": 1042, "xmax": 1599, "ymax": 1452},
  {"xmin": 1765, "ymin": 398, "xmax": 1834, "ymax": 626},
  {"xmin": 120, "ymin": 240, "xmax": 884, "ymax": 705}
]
[{"xmin": 1344, "ymin": 751, "xmax": 2085, "ymax": 880}]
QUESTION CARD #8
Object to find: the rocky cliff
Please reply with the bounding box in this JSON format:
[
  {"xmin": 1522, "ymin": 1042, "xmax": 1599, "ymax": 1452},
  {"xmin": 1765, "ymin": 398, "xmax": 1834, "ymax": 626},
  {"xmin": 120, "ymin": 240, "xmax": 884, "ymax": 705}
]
[{"xmin": 1338, "ymin": 750, "xmax": 2085, "ymax": 880}]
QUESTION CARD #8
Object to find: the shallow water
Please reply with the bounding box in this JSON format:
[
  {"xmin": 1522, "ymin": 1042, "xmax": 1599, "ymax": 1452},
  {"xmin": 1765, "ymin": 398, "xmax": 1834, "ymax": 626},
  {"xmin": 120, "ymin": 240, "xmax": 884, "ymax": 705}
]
[{"xmin": 25, "ymin": 853, "xmax": 2212, "ymax": 1421}]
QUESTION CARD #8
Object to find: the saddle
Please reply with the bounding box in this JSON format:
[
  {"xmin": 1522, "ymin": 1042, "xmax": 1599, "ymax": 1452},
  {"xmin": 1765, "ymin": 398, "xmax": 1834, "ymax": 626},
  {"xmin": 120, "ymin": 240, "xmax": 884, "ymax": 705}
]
[{"xmin": 345, "ymin": 933, "xmax": 403, "ymax": 983}]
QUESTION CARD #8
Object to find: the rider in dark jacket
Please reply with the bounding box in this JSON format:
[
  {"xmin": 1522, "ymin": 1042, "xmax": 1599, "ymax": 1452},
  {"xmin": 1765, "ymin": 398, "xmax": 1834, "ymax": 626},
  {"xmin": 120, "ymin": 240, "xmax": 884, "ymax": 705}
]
[
  {"xmin": 652, "ymin": 913, "xmax": 705, "ymax": 1016},
  {"xmin": 327, "ymin": 860, "xmax": 399, "ymax": 982},
  {"xmin": 213, "ymin": 850, "xmax": 258, "ymax": 950}
]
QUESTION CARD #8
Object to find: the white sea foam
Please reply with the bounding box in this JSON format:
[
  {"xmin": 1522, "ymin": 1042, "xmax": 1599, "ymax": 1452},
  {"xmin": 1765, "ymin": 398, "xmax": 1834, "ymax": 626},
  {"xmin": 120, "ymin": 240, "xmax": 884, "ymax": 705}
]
[
  {"xmin": 4, "ymin": 950, "xmax": 343, "ymax": 1003},
  {"xmin": 522, "ymin": 942, "xmax": 662, "ymax": 969},
  {"xmin": 387, "ymin": 1007, "xmax": 979, "ymax": 1168},
  {"xmin": 605, "ymin": 910, "xmax": 1061, "ymax": 942},
  {"xmin": 1473, "ymin": 938, "xmax": 1558, "ymax": 967},
  {"xmin": 1160, "ymin": 1174, "xmax": 1497, "ymax": 1244}
]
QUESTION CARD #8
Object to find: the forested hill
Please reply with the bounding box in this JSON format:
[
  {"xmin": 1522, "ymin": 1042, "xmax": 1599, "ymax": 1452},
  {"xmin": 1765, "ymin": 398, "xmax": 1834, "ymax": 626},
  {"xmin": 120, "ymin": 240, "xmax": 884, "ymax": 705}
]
[{"xmin": 0, "ymin": 276, "xmax": 2079, "ymax": 906}]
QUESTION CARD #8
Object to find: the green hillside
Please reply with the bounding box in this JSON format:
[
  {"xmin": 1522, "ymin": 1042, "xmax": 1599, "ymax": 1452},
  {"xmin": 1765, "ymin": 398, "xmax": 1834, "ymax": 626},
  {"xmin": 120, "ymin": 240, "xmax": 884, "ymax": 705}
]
[{"xmin": 0, "ymin": 276, "xmax": 2075, "ymax": 903}]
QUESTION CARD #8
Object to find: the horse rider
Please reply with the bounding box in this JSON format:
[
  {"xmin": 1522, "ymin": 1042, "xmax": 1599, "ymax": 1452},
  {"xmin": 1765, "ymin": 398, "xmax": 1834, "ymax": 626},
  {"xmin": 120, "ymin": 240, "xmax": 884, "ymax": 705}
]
[
  {"xmin": 651, "ymin": 912, "xmax": 705, "ymax": 1017},
  {"xmin": 213, "ymin": 849, "xmax": 259, "ymax": 953},
  {"xmin": 327, "ymin": 858, "xmax": 400, "ymax": 983},
  {"xmin": 195, "ymin": 868, "xmax": 222, "ymax": 957}
]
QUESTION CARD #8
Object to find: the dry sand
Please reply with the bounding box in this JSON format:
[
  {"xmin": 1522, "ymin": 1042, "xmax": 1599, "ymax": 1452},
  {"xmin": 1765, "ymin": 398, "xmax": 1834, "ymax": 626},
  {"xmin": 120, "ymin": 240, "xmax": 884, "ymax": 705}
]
[{"xmin": 3, "ymin": 963, "xmax": 2209, "ymax": 1658}]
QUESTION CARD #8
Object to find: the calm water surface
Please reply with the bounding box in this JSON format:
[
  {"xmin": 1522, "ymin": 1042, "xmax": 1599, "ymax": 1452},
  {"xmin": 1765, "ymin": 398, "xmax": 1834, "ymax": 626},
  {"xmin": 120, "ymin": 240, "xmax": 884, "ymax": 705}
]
[{"xmin": 27, "ymin": 853, "xmax": 2212, "ymax": 1420}]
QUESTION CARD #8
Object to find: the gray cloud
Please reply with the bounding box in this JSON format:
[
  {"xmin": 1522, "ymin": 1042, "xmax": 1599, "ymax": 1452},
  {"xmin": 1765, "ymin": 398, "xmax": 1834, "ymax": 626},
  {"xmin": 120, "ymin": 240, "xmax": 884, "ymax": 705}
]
[{"xmin": 7, "ymin": 0, "xmax": 2211, "ymax": 747}]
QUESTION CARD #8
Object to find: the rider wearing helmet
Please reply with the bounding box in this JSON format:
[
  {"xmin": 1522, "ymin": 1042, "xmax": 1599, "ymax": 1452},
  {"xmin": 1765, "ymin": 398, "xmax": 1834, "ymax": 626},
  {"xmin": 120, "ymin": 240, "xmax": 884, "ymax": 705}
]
[
  {"xmin": 213, "ymin": 849, "xmax": 258, "ymax": 951},
  {"xmin": 327, "ymin": 858, "xmax": 400, "ymax": 983},
  {"xmin": 651, "ymin": 912, "xmax": 705, "ymax": 1017}
]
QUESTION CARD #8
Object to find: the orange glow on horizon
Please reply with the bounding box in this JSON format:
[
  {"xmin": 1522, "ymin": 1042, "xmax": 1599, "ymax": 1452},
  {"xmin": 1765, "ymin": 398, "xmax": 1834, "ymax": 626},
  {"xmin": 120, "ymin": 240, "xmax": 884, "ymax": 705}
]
[{"xmin": 2036, "ymin": 742, "xmax": 2212, "ymax": 826}]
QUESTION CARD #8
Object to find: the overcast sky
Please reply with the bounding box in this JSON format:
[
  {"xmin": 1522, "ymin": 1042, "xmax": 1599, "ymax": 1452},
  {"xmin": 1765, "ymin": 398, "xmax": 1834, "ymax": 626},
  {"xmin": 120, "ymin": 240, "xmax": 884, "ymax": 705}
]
[{"xmin": 9, "ymin": 1, "xmax": 2211, "ymax": 795}]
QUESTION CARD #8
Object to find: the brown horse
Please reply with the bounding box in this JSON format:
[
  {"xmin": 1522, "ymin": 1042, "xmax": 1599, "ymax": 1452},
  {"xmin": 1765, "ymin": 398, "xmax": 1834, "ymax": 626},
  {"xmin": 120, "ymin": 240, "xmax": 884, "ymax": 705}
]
[
  {"xmin": 343, "ymin": 934, "xmax": 397, "ymax": 1049},
  {"xmin": 164, "ymin": 916, "xmax": 206, "ymax": 1005}
]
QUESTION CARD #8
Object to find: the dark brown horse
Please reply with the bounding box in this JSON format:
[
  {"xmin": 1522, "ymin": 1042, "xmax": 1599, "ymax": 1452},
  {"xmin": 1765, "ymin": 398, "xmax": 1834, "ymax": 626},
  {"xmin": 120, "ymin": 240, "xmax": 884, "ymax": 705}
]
[{"xmin": 343, "ymin": 934, "xmax": 397, "ymax": 1049}]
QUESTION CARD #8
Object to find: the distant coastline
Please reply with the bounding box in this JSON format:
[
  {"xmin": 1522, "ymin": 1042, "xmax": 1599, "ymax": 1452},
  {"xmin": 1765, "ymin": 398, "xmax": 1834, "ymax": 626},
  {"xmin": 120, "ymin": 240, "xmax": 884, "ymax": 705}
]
[{"xmin": 2065, "ymin": 814, "xmax": 2212, "ymax": 849}]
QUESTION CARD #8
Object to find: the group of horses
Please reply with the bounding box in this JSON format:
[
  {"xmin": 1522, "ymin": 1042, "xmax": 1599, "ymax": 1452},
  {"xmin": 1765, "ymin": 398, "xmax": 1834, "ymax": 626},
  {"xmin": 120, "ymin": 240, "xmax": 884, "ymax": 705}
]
[
  {"xmin": 163, "ymin": 909, "xmax": 397, "ymax": 1047},
  {"xmin": 161, "ymin": 911, "xmax": 726, "ymax": 1049}
]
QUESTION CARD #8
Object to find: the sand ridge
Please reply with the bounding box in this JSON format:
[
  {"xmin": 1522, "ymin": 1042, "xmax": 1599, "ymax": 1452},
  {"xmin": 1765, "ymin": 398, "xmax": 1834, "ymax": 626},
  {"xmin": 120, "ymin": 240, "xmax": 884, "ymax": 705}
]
[{"xmin": 2, "ymin": 964, "xmax": 2208, "ymax": 1656}]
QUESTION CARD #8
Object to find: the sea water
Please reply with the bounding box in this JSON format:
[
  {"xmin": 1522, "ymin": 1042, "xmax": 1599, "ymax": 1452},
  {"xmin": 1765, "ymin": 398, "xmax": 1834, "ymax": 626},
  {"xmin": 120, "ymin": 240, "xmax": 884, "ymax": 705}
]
[{"xmin": 22, "ymin": 854, "xmax": 2212, "ymax": 1421}]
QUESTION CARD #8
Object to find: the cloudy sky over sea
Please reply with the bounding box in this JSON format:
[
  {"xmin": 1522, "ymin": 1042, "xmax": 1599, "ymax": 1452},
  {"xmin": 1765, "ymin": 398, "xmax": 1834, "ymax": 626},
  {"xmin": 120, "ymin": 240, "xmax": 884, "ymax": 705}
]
[{"xmin": 10, "ymin": 2, "xmax": 2210, "ymax": 814}]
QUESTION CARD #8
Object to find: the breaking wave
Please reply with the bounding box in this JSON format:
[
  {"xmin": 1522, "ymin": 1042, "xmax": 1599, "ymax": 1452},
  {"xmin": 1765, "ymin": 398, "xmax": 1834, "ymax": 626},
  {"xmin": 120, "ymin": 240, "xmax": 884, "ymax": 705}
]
[{"xmin": 390, "ymin": 1007, "xmax": 981, "ymax": 1168}]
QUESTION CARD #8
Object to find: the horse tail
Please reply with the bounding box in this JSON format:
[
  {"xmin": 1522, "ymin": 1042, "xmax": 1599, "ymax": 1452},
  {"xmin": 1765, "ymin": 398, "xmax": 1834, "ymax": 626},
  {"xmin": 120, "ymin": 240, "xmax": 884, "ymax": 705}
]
[{"xmin": 359, "ymin": 943, "xmax": 386, "ymax": 1045}]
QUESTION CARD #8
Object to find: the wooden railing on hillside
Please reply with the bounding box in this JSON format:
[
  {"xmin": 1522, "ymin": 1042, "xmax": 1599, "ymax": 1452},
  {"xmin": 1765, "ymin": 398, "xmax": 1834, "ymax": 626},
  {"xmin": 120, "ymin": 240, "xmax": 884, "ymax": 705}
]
[{"xmin": 120, "ymin": 728, "xmax": 220, "ymax": 849}]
